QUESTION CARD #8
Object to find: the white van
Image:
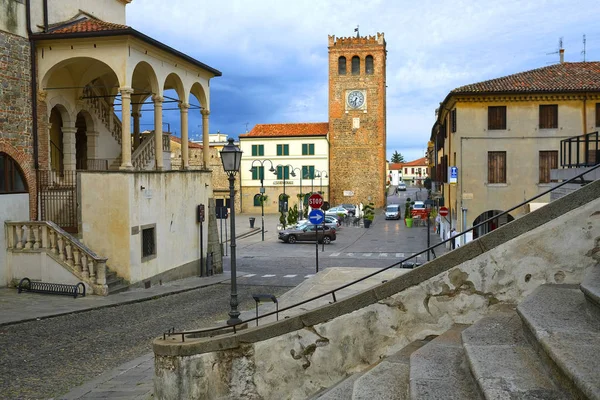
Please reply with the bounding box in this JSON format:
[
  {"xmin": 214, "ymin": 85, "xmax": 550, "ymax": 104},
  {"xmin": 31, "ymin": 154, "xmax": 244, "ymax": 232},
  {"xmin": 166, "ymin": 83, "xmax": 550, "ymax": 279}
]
[{"xmin": 385, "ymin": 204, "xmax": 401, "ymax": 220}]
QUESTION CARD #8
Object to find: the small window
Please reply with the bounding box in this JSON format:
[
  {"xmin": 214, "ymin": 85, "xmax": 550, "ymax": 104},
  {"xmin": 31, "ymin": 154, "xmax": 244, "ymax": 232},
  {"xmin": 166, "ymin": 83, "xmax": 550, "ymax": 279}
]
[
  {"xmin": 488, "ymin": 151, "xmax": 507, "ymax": 184},
  {"xmin": 277, "ymin": 165, "xmax": 289, "ymax": 179},
  {"xmin": 0, "ymin": 153, "xmax": 28, "ymax": 194},
  {"xmin": 365, "ymin": 55, "xmax": 374, "ymax": 74},
  {"xmin": 404, "ymin": 168, "xmax": 408, "ymax": 174},
  {"xmin": 596, "ymin": 103, "xmax": 600, "ymax": 127},
  {"xmin": 253, "ymin": 194, "xmax": 262, "ymax": 207},
  {"xmin": 251, "ymin": 166, "xmax": 264, "ymax": 180},
  {"xmin": 141, "ymin": 225, "xmax": 156, "ymax": 261},
  {"xmin": 302, "ymin": 165, "xmax": 315, "ymax": 179},
  {"xmin": 276, "ymin": 144, "xmax": 289, "ymax": 156},
  {"xmin": 411, "ymin": 168, "xmax": 415, "ymax": 174},
  {"xmin": 539, "ymin": 151, "xmax": 558, "ymax": 183},
  {"xmin": 539, "ymin": 105, "xmax": 558, "ymax": 129},
  {"xmin": 302, "ymin": 143, "xmax": 315, "ymax": 155},
  {"xmin": 338, "ymin": 56, "xmax": 346, "ymax": 75},
  {"xmin": 450, "ymin": 109, "xmax": 457, "ymax": 133},
  {"xmin": 251, "ymin": 144, "xmax": 264, "ymax": 157},
  {"xmin": 488, "ymin": 106, "xmax": 506, "ymax": 130},
  {"xmin": 351, "ymin": 56, "xmax": 360, "ymax": 75}
]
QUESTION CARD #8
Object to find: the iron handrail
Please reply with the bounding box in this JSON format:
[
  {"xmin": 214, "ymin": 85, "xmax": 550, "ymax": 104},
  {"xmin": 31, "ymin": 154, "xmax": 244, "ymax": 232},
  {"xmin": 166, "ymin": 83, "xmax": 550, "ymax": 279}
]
[{"xmin": 163, "ymin": 163, "xmax": 600, "ymax": 342}]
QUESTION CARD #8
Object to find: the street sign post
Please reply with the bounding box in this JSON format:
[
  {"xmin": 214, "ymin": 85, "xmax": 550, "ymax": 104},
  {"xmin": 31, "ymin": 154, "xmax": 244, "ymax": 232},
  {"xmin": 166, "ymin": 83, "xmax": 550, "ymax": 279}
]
[
  {"xmin": 322, "ymin": 201, "xmax": 330, "ymax": 211},
  {"xmin": 308, "ymin": 193, "xmax": 324, "ymax": 209},
  {"xmin": 308, "ymin": 209, "xmax": 325, "ymax": 273}
]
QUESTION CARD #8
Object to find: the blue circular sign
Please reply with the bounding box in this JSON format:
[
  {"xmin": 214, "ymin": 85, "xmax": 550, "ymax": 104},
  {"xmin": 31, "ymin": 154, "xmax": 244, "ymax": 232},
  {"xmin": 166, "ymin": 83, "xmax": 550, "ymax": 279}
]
[{"xmin": 308, "ymin": 209, "xmax": 325, "ymax": 225}]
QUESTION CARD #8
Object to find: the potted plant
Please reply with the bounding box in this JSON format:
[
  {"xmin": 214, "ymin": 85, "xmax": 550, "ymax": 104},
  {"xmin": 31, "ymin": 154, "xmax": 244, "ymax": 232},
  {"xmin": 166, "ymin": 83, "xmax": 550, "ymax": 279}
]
[
  {"xmin": 405, "ymin": 197, "xmax": 413, "ymax": 228},
  {"xmin": 287, "ymin": 204, "xmax": 299, "ymax": 226},
  {"xmin": 363, "ymin": 202, "xmax": 375, "ymax": 228}
]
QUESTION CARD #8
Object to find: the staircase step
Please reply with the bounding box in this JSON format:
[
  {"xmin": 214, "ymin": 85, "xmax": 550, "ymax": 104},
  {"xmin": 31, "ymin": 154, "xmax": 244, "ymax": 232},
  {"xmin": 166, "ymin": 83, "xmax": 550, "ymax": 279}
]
[
  {"xmin": 108, "ymin": 282, "xmax": 130, "ymax": 295},
  {"xmin": 581, "ymin": 265, "xmax": 600, "ymax": 312},
  {"xmin": 462, "ymin": 311, "xmax": 569, "ymax": 399},
  {"xmin": 517, "ymin": 284, "xmax": 600, "ymax": 400},
  {"xmin": 309, "ymin": 372, "xmax": 362, "ymax": 400},
  {"xmin": 409, "ymin": 324, "xmax": 482, "ymax": 400}
]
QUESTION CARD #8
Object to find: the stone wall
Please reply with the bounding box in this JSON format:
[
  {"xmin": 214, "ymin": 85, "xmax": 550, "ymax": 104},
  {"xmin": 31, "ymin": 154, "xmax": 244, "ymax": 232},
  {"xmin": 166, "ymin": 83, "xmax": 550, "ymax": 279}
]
[
  {"xmin": 0, "ymin": 28, "xmax": 36, "ymax": 218},
  {"xmin": 328, "ymin": 34, "xmax": 387, "ymax": 208},
  {"xmin": 153, "ymin": 179, "xmax": 600, "ymax": 399}
]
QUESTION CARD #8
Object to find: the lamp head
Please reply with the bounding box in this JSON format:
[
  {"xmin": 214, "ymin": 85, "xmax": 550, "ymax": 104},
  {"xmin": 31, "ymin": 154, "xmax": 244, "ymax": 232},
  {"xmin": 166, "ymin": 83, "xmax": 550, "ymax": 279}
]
[{"xmin": 220, "ymin": 138, "xmax": 242, "ymax": 175}]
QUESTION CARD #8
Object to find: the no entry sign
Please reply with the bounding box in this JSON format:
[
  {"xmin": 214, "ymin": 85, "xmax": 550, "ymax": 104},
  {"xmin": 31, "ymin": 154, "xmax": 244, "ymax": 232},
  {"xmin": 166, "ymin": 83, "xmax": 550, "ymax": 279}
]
[
  {"xmin": 439, "ymin": 206, "xmax": 449, "ymax": 217},
  {"xmin": 308, "ymin": 193, "xmax": 324, "ymax": 209}
]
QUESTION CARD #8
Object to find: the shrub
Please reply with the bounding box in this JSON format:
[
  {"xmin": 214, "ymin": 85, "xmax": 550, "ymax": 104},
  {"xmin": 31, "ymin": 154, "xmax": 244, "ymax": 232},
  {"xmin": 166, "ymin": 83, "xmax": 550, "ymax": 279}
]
[{"xmin": 363, "ymin": 202, "xmax": 375, "ymax": 221}]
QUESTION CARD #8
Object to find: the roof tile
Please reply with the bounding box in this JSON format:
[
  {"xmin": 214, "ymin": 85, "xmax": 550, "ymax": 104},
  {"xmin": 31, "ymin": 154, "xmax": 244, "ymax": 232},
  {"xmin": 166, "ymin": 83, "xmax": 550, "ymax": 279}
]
[
  {"xmin": 48, "ymin": 17, "xmax": 129, "ymax": 34},
  {"xmin": 452, "ymin": 62, "xmax": 600, "ymax": 94},
  {"xmin": 240, "ymin": 123, "xmax": 328, "ymax": 138}
]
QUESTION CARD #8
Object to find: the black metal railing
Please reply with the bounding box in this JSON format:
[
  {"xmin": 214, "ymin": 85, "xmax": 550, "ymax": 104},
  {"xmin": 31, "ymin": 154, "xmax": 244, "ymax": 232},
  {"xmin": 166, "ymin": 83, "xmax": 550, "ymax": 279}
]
[
  {"xmin": 50, "ymin": 141, "xmax": 64, "ymax": 175},
  {"xmin": 560, "ymin": 131, "xmax": 600, "ymax": 168},
  {"xmin": 163, "ymin": 163, "xmax": 600, "ymax": 342},
  {"xmin": 76, "ymin": 159, "xmax": 110, "ymax": 171},
  {"xmin": 38, "ymin": 170, "xmax": 78, "ymax": 233}
]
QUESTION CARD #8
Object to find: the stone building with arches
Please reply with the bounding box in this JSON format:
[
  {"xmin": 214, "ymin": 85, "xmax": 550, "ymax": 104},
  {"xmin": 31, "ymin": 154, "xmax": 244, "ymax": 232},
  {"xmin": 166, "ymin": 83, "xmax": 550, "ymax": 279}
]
[{"xmin": 1, "ymin": 0, "xmax": 223, "ymax": 293}]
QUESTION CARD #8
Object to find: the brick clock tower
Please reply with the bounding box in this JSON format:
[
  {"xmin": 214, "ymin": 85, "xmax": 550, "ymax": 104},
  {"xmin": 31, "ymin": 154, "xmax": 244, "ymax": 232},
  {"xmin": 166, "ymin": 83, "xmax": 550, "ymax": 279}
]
[{"xmin": 328, "ymin": 32, "xmax": 387, "ymax": 208}]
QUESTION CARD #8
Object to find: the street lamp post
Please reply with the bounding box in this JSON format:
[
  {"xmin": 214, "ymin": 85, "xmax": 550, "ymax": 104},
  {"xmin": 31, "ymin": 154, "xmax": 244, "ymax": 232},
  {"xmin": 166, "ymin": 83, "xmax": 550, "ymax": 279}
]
[
  {"xmin": 250, "ymin": 159, "xmax": 276, "ymax": 241},
  {"xmin": 315, "ymin": 170, "xmax": 328, "ymax": 198},
  {"xmin": 276, "ymin": 164, "xmax": 296, "ymax": 228},
  {"xmin": 220, "ymin": 138, "xmax": 243, "ymax": 326},
  {"xmin": 290, "ymin": 167, "xmax": 303, "ymax": 219}
]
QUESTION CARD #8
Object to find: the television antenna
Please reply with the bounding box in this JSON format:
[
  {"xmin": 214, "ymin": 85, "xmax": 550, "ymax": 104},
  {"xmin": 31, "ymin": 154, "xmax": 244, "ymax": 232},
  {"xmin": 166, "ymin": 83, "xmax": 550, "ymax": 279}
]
[
  {"xmin": 582, "ymin": 34, "xmax": 587, "ymax": 61},
  {"xmin": 546, "ymin": 37, "xmax": 563, "ymax": 64}
]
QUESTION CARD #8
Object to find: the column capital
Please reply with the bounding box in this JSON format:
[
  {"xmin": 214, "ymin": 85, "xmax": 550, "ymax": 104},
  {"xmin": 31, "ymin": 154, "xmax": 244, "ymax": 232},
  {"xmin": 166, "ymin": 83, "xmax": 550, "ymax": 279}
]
[
  {"xmin": 152, "ymin": 95, "xmax": 164, "ymax": 103},
  {"xmin": 119, "ymin": 87, "xmax": 134, "ymax": 97},
  {"xmin": 61, "ymin": 126, "xmax": 78, "ymax": 134},
  {"xmin": 87, "ymin": 130, "xmax": 99, "ymax": 137},
  {"xmin": 131, "ymin": 112, "xmax": 141, "ymax": 118},
  {"xmin": 179, "ymin": 102, "xmax": 190, "ymax": 111},
  {"xmin": 201, "ymin": 109, "xmax": 210, "ymax": 117}
]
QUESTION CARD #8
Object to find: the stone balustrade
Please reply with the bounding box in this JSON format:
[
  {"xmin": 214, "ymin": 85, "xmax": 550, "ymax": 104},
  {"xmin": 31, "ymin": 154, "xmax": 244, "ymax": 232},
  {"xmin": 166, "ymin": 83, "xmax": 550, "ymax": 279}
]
[
  {"xmin": 5, "ymin": 221, "xmax": 108, "ymax": 289},
  {"xmin": 132, "ymin": 131, "xmax": 156, "ymax": 169},
  {"xmin": 82, "ymin": 86, "xmax": 122, "ymax": 146}
]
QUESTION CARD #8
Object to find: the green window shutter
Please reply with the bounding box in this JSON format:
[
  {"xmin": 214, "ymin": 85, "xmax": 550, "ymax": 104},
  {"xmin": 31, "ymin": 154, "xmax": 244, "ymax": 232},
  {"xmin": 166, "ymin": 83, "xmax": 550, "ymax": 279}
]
[
  {"xmin": 284, "ymin": 144, "xmax": 289, "ymax": 156},
  {"xmin": 277, "ymin": 145, "xmax": 281, "ymax": 156},
  {"xmin": 283, "ymin": 166, "xmax": 289, "ymax": 179},
  {"xmin": 252, "ymin": 145, "xmax": 257, "ymax": 157},
  {"xmin": 259, "ymin": 166, "xmax": 264, "ymax": 180},
  {"xmin": 259, "ymin": 145, "xmax": 264, "ymax": 156},
  {"xmin": 277, "ymin": 166, "xmax": 283, "ymax": 179},
  {"xmin": 309, "ymin": 144, "xmax": 314, "ymax": 155},
  {"xmin": 252, "ymin": 167, "xmax": 258, "ymax": 180},
  {"xmin": 309, "ymin": 166, "xmax": 315, "ymax": 179},
  {"xmin": 302, "ymin": 144, "xmax": 307, "ymax": 155}
]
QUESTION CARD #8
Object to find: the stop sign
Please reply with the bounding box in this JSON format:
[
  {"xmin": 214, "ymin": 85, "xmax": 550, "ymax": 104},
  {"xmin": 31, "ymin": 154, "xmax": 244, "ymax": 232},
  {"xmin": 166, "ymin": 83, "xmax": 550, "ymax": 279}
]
[
  {"xmin": 439, "ymin": 206, "xmax": 449, "ymax": 217},
  {"xmin": 308, "ymin": 193, "xmax": 324, "ymax": 209}
]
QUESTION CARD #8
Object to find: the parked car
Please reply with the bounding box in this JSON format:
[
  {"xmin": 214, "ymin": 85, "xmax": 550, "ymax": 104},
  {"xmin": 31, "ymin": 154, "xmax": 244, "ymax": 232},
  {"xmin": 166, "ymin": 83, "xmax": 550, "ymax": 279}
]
[
  {"xmin": 397, "ymin": 182, "xmax": 407, "ymax": 191},
  {"xmin": 325, "ymin": 206, "xmax": 349, "ymax": 217},
  {"xmin": 340, "ymin": 204, "xmax": 356, "ymax": 216},
  {"xmin": 278, "ymin": 224, "xmax": 337, "ymax": 244},
  {"xmin": 296, "ymin": 215, "xmax": 340, "ymax": 229},
  {"xmin": 385, "ymin": 204, "xmax": 401, "ymax": 220}
]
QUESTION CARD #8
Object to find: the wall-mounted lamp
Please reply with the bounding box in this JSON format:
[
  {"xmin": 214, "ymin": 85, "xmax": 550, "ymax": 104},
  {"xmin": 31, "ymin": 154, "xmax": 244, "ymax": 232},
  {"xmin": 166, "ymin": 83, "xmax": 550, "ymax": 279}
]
[{"xmin": 140, "ymin": 186, "xmax": 146, "ymax": 190}]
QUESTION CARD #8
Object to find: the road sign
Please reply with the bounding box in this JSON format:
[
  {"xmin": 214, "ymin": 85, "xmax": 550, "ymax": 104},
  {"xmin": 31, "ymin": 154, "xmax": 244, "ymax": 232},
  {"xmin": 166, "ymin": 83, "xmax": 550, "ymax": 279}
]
[
  {"xmin": 449, "ymin": 166, "xmax": 458, "ymax": 184},
  {"xmin": 322, "ymin": 201, "xmax": 330, "ymax": 211},
  {"xmin": 439, "ymin": 206, "xmax": 449, "ymax": 217},
  {"xmin": 308, "ymin": 209, "xmax": 325, "ymax": 225},
  {"xmin": 308, "ymin": 193, "xmax": 324, "ymax": 209}
]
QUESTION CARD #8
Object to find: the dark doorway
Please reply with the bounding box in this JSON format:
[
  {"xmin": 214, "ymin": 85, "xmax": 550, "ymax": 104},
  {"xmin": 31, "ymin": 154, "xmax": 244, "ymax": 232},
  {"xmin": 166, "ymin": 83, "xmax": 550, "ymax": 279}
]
[{"xmin": 472, "ymin": 210, "xmax": 514, "ymax": 239}]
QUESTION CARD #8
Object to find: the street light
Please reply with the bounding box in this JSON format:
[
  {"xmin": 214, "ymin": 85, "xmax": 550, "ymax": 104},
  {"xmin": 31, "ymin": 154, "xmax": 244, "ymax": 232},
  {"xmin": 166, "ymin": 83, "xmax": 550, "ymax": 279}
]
[
  {"xmin": 290, "ymin": 167, "xmax": 304, "ymax": 219},
  {"xmin": 250, "ymin": 159, "xmax": 276, "ymax": 241},
  {"xmin": 315, "ymin": 170, "xmax": 328, "ymax": 198},
  {"xmin": 220, "ymin": 138, "xmax": 243, "ymax": 326},
  {"xmin": 276, "ymin": 164, "xmax": 296, "ymax": 223}
]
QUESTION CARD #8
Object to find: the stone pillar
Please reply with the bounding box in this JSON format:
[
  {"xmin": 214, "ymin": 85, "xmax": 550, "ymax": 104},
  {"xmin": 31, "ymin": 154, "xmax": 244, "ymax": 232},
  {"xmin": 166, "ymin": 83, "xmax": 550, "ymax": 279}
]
[
  {"xmin": 119, "ymin": 87, "xmax": 134, "ymax": 170},
  {"xmin": 180, "ymin": 102, "xmax": 190, "ymax": 170},
  {"xmin": 62, "ymin": 126, "xmax": 77, "ymax": 171},
  {"xmin": 153, "ymin": 95, "xmax": 164, "ymax": 171},
  {"xmin": 201, "ymin": 109, "xmax": 210, "ymax": 169},
  {"xmin": 132, "ymin": 111, "xmax": 141, "ymax": 149}
]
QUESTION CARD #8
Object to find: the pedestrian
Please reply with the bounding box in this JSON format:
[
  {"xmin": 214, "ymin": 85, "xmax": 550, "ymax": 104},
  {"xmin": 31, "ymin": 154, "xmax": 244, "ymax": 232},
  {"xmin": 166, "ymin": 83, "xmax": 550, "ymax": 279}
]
[
  {"xmin": 435, "ymin": 213, "xmax": 441, "ymax": 234},
  {"xmin": 450, "ymin": 228, "xmax": 457, "ymax": 250}
]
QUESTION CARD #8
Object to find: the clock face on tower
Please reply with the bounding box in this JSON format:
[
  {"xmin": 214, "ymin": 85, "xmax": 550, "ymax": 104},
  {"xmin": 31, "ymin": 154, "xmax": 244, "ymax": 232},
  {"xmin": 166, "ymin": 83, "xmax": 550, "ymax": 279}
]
[{"xmin": 347, "ymin": 90, "xmax": 365, "ymax": 109}]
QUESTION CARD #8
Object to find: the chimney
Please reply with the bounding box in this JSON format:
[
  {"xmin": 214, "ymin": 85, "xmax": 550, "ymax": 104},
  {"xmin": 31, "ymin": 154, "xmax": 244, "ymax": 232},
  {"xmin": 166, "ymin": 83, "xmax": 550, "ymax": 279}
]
[{"xmin": 559, "ymin": 48, "xmax": 565, "ymax": 63}]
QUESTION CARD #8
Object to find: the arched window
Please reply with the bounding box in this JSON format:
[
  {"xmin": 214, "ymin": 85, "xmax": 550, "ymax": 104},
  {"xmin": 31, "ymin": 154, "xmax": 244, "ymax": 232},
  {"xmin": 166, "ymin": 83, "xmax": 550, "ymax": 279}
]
[
  {"xmin": 351, "ymin": 56, "xmax": 360, "ymax": 75},
  {"xmin": 253, "ymin": 194, "xmax": 262, "ymax": 207},
  {"xmin": 338, "ymin": 56, "xmax": 346, "ymax": 75},
  {"xmin": 366, "ymin": 55, "xmax": 374, "ymax": 74},
  {"xmin": 0, "ymin": 153, "xmax": 28, "ymax": 194}
]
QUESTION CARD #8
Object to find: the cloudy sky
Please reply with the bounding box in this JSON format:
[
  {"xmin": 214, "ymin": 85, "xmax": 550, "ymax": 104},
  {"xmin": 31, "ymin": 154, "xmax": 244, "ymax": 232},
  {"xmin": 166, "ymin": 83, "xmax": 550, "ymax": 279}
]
[{"xmin": 127, "ymin": 0, "xmax": 600, "ymax": 162}]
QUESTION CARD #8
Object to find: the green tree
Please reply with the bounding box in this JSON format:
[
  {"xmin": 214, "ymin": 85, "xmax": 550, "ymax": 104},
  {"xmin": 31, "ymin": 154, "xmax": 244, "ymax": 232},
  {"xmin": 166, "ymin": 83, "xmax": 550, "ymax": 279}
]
[{"xmin": 391, "ymin": 151, "xmax": 405, "ymax": 163}]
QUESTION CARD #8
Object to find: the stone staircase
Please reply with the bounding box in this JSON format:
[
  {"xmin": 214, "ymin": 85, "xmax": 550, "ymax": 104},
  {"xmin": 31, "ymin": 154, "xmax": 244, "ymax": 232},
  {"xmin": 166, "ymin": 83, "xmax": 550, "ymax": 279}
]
[{"xmin": 311, "ymin": 265, "xmax": 600, "ymax": 399}]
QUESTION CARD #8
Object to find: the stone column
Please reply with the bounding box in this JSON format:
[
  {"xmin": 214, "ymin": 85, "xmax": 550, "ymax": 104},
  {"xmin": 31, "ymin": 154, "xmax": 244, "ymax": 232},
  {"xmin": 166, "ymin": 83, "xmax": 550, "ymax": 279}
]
[
  {"xmin": 153, "ymin": 95, "xmax": 164, "ymax": 171},
  {"xmin": 201, "ymin": 109, "xmax": 210, "ymax": 169},
  {"xmin": 180, "ymin": 102, "xmax": 190, "ymax": 170},
  {"xmin": 61, "ymin": 126, "xmax": 77, "ymax": 171},
  {"xmin": 132, "ymin": 111, "xmax": 141, "ymax": 150},
  {"xmin": 119, "ymin": 87, "xmax": 134, "ymax": 170}
]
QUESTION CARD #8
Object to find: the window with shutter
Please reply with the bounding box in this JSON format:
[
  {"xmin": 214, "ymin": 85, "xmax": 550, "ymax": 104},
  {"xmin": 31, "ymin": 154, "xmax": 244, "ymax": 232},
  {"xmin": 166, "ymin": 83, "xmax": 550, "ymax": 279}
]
[
  {"xmin": 366, "ymin": 55, "xmax": 374, "ymax": 74},
  {"xmin": 539, "ymin": 105, "xmax": 558, "ymax": 129},
  {"xmin": 302, "ymin": 143, "xmax": 314, "ymax": 155},
  {"xmin": 302, "ymin": 165, "xmax": 315, "ymax": 179},
  {"xmin": 488, "ymin": 152, "xmax": 507, "ymax": 183},
  {"xmin": 488, "ymin": 106, "xmax": 507, "ymax": 130},
  {"xmin": 251, "ymin": 166, "xmax": 264, "ymax": 180},
  {"xmin": 277, "ymin": 166, "xmax": 289, "ymax": 179},
  {"xmin": 338, "ymin": 56, "xmax": 347, "ymax": 75},
  {"xmin": 352, "ymin": 56, "xmax": 360, "ymax": 75},
  {"xmin": 450, "ymin": 109, "xmax": 457, "ymax": 133},
  {"xmin": 539, "ymin": 151, "xmax": 558, "ymax": 183}
]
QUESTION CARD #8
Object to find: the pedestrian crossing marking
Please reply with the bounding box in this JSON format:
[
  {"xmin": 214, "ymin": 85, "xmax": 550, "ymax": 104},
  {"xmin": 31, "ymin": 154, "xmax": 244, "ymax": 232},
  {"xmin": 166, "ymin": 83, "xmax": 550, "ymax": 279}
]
[
  {"xmin": 283, "ymin": 274, "xmax": 297, "ymax": 278},
  {"xmin": 347, "ymin": 253, "xmax": 354, "ymax": 256},
  {"xmin": 363, "ymin": 253, "xmax": 372, "ymax": 257},
  {"xmin": 244, "ymin": 274, "xmax": 256, "ymax": 277},
  {"xmin": 262, "ymin": 274, "xmax": 276, "ymax": 277},
  {"xmin": 396, "ymin": 253, "xmax": 404, "ymax": 258},
  {"xmin": 379, "ymin": 253, "xmax": 388, "ymax": 257},
  {"xmin": 330, "ymin": 253, "xmax": 341, "ymax": 257}
]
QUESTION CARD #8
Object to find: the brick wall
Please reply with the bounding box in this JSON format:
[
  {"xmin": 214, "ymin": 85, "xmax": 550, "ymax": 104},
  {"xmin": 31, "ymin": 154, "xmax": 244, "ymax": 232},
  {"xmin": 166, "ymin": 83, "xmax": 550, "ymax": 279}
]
[
  {"xmin": 328, "ymin": 34, "xmax": 387, "ymax": 208},
  {"xmin": 0, "ymin": 30, "xmax": 37, "ymax": 218}
]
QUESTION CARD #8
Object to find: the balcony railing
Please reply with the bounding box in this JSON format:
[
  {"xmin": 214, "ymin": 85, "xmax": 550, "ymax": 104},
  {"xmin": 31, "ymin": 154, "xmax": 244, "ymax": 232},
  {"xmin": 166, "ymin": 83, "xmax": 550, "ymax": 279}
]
[{"xmin": 560, "ymin": 131, "xmax": 600, "ymax": 168}]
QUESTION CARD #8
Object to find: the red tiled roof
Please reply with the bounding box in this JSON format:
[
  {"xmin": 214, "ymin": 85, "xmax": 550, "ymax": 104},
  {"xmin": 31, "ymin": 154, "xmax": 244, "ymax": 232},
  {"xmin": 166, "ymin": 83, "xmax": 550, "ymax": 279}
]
[
  {"xmin": 48, "ymin": 17, "xmax": 129, "ymax": 34},
  {"xmin": 240, "ymin": 123, "xmax": 328, "ymax": 138},
  {"xmin": 403, "ymin": 157, "xmax": 427, "ymax": 167},
  {"xmin": 170, "ymin": 135, "xmax": 202, "ymax": 149},
  {"xmin": 388, "ymin": 163, "xmax": 403, "ymax": 170},
  {"xmin": 452, "ymin": 62, "xmax": 600, "ymax": 94}
]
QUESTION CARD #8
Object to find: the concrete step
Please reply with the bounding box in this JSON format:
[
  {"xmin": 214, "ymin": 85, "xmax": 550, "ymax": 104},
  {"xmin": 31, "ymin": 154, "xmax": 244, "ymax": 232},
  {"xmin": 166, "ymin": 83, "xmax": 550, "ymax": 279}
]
[
  {"xmin": 108, "ymin": 281, "xmax": 129, "ymax": 295},
  {"xmin": 409, "ymin": 324, "xmax": 482, "ymax": 400},
  {"xmin": 462, "ymin": 311, "xmax": 569, "ymax": 399},
  {"xmin": 517, "ymin": 284, "xmax": 600, "ymax": 400},
  {"xmin": 581, "ymin": 265, "xmax": 600, "ymax": 312},
  {"xmin": 310, "ymin": 339, "xmax": 432, "ymax": 400}
]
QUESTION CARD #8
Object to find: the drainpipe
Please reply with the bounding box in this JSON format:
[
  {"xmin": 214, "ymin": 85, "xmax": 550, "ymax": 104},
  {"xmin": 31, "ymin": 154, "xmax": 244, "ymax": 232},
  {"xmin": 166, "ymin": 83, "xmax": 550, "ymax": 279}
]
[{"xmin": 26, "ymin": 1, "xmax": 40, "ymax": 177}]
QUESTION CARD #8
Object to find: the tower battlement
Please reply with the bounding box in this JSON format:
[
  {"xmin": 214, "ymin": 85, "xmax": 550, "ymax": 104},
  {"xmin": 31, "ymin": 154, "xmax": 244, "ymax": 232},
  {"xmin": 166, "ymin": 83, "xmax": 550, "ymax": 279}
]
[{"xmin": 328, "ymin": 33, "xmax": 385, "ymax": 47}]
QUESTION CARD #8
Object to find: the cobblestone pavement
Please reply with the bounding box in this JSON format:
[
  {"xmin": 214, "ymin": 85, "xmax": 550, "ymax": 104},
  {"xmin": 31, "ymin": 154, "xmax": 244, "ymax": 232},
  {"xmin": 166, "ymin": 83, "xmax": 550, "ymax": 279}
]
[{"xmin": 0, "ymin": 283, "xmax": 289, "ymax": 400}]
